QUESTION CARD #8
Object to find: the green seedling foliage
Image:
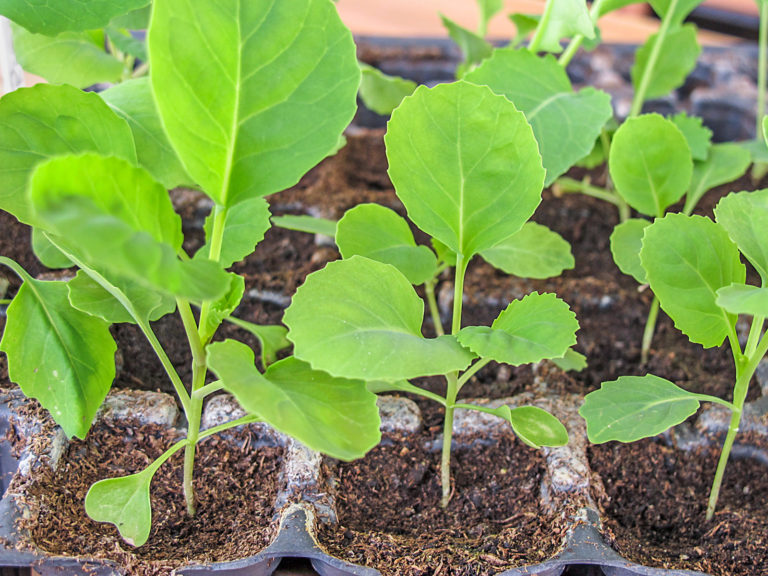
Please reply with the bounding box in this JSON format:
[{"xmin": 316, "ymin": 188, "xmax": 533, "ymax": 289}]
[
  {"xmin": 271, "ymin": 215, "xmax": 337, "ymax": 238},
  {"xmin": 609, "ymin": 114, "xmax": 693, "ymax": 218},
  {"xmin": 101, "ymin": 78, "xmax": 194, "ymax": 190},
  {"xmin": 631, "ymin": 24, "xmax": 701, "ymax": 102},
  {"xmin": 441, "ymin": 14, "xmax": 493, "ymax": 77},
  {"xmin": 105, "ymin": 26, "xmax": 147, "ymax": 61},
  {"xmin": 717, "ymin": 284, "xmax": 768, "ymax": 317},
  {"xmin": 671, "ymin": 112, "xmax": 712, "ymax": 161},
  {"xmin": 714, "ymin": 189, "xmax": 768, "ymax": 284},
  {"xmin": 597, "ymin": 0, "xmax": 645, "ymax": 17},
  {"xmin": 10, "ymin": 25, "xmax": 124, "ymax": 88},
  {"xmin": 649, "ymin": 0, "xmax": 706, "ymax": 24},
  {"xmin": 609, "ymin": 218, "xmax": 650, "ymax": 284},
  {"xmin": 480, "ymin": 222, "xmax": 574, "ymax": 279},
  {"xmin": 465, "ymin": 48, "xmax": 613, "ymax": 186},
  {"xmin": 684, "ymin": 144, "xmax": 752, "ymax": 214},
  {"xmin": 200, "ymin": 275, "xmax": 246, "ymax": 343},
  {"xmin": 0, "ymin": 84, "xmax": 136, "ymax": 225},
  {"xmin": 149, "ymin": 0, "xmax": 360, "ymax": 207},
  {"xmin": 531, "ymin": 0, "xmax": 594, "ymax": 53},
  {"xmin": 31, "ymin": 228, "xmax": 72, "ymax": 270},
  {"xmin": 0, "ymin": 0, "xmax": 149, "ymax": 35},
  {"xmin": 509, "ymin": 14, "xmax": 540, "ymax": 47},
  {"xmin": 110, "ymin": 5, "xmax": 151, "ymax": 29},
  {"xmin": 198, "ymin": 198, "xmax": 272, "ymax": 269},
  {"xmin": 358, "ymin": 64, "xmax": 417, "ymax": 116},
  {"xmin": 478, "ymin": 0, "xmax": 504, "ymax": 34}
]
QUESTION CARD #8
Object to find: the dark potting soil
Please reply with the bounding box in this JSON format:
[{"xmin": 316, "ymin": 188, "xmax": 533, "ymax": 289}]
[
  {"xmin": 15, "ymin": 420, "xmax": 282, "ymax": 576},
  {"xmin": 318, "ymin": 430, "xmax": 567, "ymax": 576},
  {"xmin": 589, "ymin": 439, "xmax": 768, "ymax": 576}
]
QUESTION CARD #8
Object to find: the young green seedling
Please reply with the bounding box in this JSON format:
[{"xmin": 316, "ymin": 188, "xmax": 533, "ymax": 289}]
[
  {"xmin": 582, "ymin": 189, "xmax": 768, "ymax": 519},
  {"xmin": 284, "ymin": 80, "xmax": 581, "ymax": 507},
  {"xmin": 608, "ymin": 113, "xmax": 750, "ymax": 362},
  {"xmin": 0, "ymin": 0, "xmax": 382, "ymax": 547}
]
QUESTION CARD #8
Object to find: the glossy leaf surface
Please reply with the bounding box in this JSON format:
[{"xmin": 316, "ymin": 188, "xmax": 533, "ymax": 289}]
[
  {"xmin": 684, "ymin": 144, "xmax": 751, "ymax": 215},
  {"xmin": 480, "ymin": 222, "xmax": 574, "ymax": 279},
  {"xmin": 632, "ymin": 24, "xmax": 700, "ymax": 100},
  {"xmin": 0, "ymin": 0, "xmax": 149, "ymax": 34},
  {"xmin": 199, "ymin": 199, "xmax": 272, "ymax": 269},
  {"xmin": 610, "ymin": 218, "xmax": 650, "ymax": 284},
  {"xmin": 716, "ymin": 284, "xmax": 768, "ymax": 317}
]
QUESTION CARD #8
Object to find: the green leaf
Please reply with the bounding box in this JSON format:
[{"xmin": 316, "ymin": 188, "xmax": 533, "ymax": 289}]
[
  {"xmin": 68, "ymin": 271, "xmax": 176, "ymax": 325},
  {"xmin": 0, "ymin": 263, "xmax": 116, "ymax": 439},
  {"xmin": 440, "ymin": 15, "xmax": 493, "ymax": 77},
  {"xmin": 478, "ymin": 0, "xmax": 504, "ymax": 31},
  {"xmin": 105, "ymin": 26, "xmax": 147, "ymax": 61},
  {"xmin": 30, "ymin": 154, "xmax": 229, "ymax": 302},
  {"xmin": 10, "ymin": 24, "xmax": 123, "ymax": 88},
  {"xmin": 207, "ymin": 342, "xmax": 381, "ymax": 461},
  {"xmin": 284, "ymin": 256, "xmax": 476, "ymax": 381},
  {"xmin": 715, "ymin": 190, "xmax": 768, "ymax": 283},
  {"xmin": 764, "ymin": 116, "xmax": 768, "ymax": 146},
  {"xmin": 631, "ymin": 24, "xmax": 701, "ymax": 101},
  {"xmin": 228, "ymin": 319, "xmax": 290, "ymax": 369},
  {"xmin": 483, "ymin": 405, "xmax": 568, "ymax": 448},
  {"xmin": 509, "ymin": 13, "xmax": 540, "ymax": 46},
  {"xmin": 670, "ymin": 112, "xmax": 712, "ymax": 161},
  {"xmin": 649, "ymin": 0, "xmax": 705, "ymax": 24},
  {"xmin": 457, "ymin": 292, "xmax": 578, "ymax": 366},
  {"xmin": 149, "ymin": 0, "xmax": 360, "ymax": 206},
  {"xmin": 431, "ymin": 238, "xmax": 457, "ymax": 268},
  {"xmin": 716, "ymin": 284, "xmax": 768, "ymax": 317},
  {"xmin": 358, "ymin": 63, "xmax": 417, "ymax": 116},
  {"xmin": 640, "ymin": 213, "xmax": 745, "ymax": 348},
  {"xmin": 580, "ymin": 375, "xmax": 702, "ymax": 443},
  {"xmin": 465, "ymin": 49, "xmax": 613, "ymax": 186},
  {"xmin": 336, "ymin": 204, "xmax": 437, "ymax": 285},
  {"xmin": 609, "ymin": 114, "xmax": 693, "ymax": 217},
  {"xmin": 683, "ymin": 144, "xmax": 752, "ymax": 215},
  {"xmin": 534, "ymin": 0, "xmax": 595, "ymax": 53},
  {"xmin": 480, "ymin": 222, "xmax": 574, "ymax": 279},
  {"xmin": 0, "ymin": 84, "xmax": 136, "ymax": 224},
  {"xmin": 598, "ymin": 0, "xmax": 645, "ymax": 17},
  {"xmin": 109, "ymin": 5, "xmax": 151, "ymax": 29},
  {"xmin": 0, "ymin": 0, "xmax": 150, "ymax": 34},
  {"xmin": 200, "ymin": 274, "xmax": 245, "ymax": 343},
  {"xmin": 610, "ymin": 218, "xmax": 651, "ymax": 284},
  {"xmin": 385, "ymin": 81, "xmax": 545, "ymax": 258},
  {"xmin": 740, "ymin": 138, "xmax": 768, "ymax": 164},
  {"xmin": 85, "ymin": 467, "xmax": 153, "ymax": 547},
  {"xmin": 101, "ymin": 78, "xmax": 194, "ymax": 190},
  {"xmin": 198, "ymin": 198, "xmax": 272, "ymax": 269},
  {"xmin": 550, "ymin": 348, "xmax": 587, "ymax": 372},
  {"xmin": 271, "ymin": 215, "xmax": 337, "ymax": 238},
  {"xmin": 31, "ymin": 228, "xmax": 72, "ymax": 269}
]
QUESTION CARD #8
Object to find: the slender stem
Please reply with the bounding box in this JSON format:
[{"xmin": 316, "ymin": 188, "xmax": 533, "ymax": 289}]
[
  {"xmin": 527, "ymin": 0, "xmax": 554, "ymax": 53},
  {"xmin": 558, "ymin": 0, "xmax": 606, "ymax": 67},
  {"xmin": 425, "ymin": 278, "xmax": 445, "ymax": 337},
  {"xmin": 131, "ymin": 61, "xmax": 149, "ymax": 79},
  {"xmin": 758, "ymin": 1, "xmax": 768, "ymax": 138},
  {"xmin": 555, "ymin": 177, "xmax": 623, "ymax": 206},
  {"xmin": 440, "ymin": 372, "xmax": 459, "ymax": 508},
  {"xmin": 198, "ymin": 414, "xmax": 261, "ymax": 441},
  {"xmin": 630, "ymin": 0, "xmax": 679, "ymax": 117},
  {"xmin": 147, "ymin": 437, "xmax": 191, "ymax": 475},
  {"xmin": 0, "ymin": 299, "xmax": 10, "ymax": 305},
  {"xmin": 192, "ymin": 380, "xmax": 225, "ymax": 401},
  {"xmin": 451, "ymin": 254, "xmax": 467, "ymax": 335},
  {"xmin": 197, "ymin": 205, "xmax": 229, "ymax": 341},
  {"xmin": 457, "ymin": 358, "xmax": 492, "ymax": 391},
  {"xmin": 640, "ymin": 296, "xmax": 660, "ymax": 364},
  {"xmin": 745, "ymin": 316, "xmax": 765, "ymax": 358}
]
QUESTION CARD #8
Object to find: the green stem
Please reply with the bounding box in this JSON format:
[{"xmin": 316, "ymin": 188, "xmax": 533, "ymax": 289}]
[
  {"xmin": 555, "ymin": 177, "xmax": 623, "ymax": 206},
  {"xmin": 197, "ymin": 205, "xmax": 229, "ymax": 342},
  {"xmin": 457, "ymin": 358, "xmax": 492, "ymax": 391},
  {"xmin": 425, "ymin": 278, "xmax": 445, "ymax": 337},
  {"xmin": 527, "ymin": 0, "xmax": 554, "ymax": 53},
  {"xmin": 758, "ymin": 1, "xmax": 768, "ymax": 138},
  {"xmin": 630, "ymin": 0, "xmax": 679, "ymax": 117},
  {"xmin": 440, "ymin": 371, "xmax": 459, "ymax": 508},
  {"xmin": 147, "ymin": 437, "xmax": 191, "ymax": 475},
  {"xmin": 192, "ymin": 380, "xmax": 225, "ymax": 401},
  {"xmin": 451, "ymin": 254, "xmax": 467, "ymax": 335},
  {"xmin": 640, "ymin": 296, "xmax": 660, "ymax": 364},
  {"xmin": 558, "ymin": 0, "xmax": 606, "ymax": 67},
  {"xmin": 197, "ymin": 414, "xmax": 261, "ymax": 441},
  {"xmin": 745, "ymin": 316, "xmax": 764, "ymax": 358},
  {"xmin": 0, "ymin": 299, "xmax": 10, "ymax": 305}
]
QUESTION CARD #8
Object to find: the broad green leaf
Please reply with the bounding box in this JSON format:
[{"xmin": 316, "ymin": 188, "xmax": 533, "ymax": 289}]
[
  {"xmin": 149, "ymin": 0, "xmax": 360, "ymax": 207},
  {"xmin": 207, "ymin": 341, "xmax": 381, "ymax": 460},
  {"xmin": 465, "ymin": 49, "xmax": 613, "ymax": 186},
  {"xmin": 480, "ymin": 405, "xmax": 568, "ymax": 448},
  {"xmin": 580, "ymin": 375, "xmax": 702, "ymax": 443},
  {"xmin": 715, "ymin": 190, "xmax": 768, "ymax": 283},
  {"xmin": 105, "ymin": 27, "xmax": 147, "ymax": 61},
  {"xmin": 598, "ymin": 0, "xmax": 645, "ymax": 17},
  {"xmin": 30, "ymin": 154, "xmax": 229, "ymax": 302},
  {"xmin": 68, "ymin": 270, "xmax": 176, "ymax": 324},
  {"xmin": 359, "ymin": 63, "xmax": 417, "ymax": 116},
  {"xmin": 640, "ymin": 213, "xmax": 745, "ymax": 348},
  {"xmin": 385, "ymin": 81, "xmax": 545, "ymax": 258},
  {"xmin": 441, "ymin": 15, "xmax": 493, "ymax": 77},
  {"xmin": 0, "ymin": 84, "xmax": 136, "ymax": 224},
  {"xmin": 11, "ymin": 25, "xmax": 123, "ymax": 88},
  {"xmin": 509, "ymin": 13, "xmax": 540, "ymax": 46},
  {"xmin": 610, "ymin": 114, "xmax": 692, "ymax": 217},
  {"xmin": 684, "ymin": 144, "xmax": 752, "ymax": 215},
  {"xmin": 631, "ymin": 24, "xmax": 701, "ymax": 101},
  {"xmin": 649, "ymin": 0, "xmax": 705, "ymax": 24},
  {"xmin": 457, "ymin": 292, "xmax": 578, "ymax": 366},
  {"xmin": 478, "ymin": 0, "xmax": 504, "ymax": 32},
  {"xmin": 0, "ymin": 263, "xmax": 116, "ymax": 439},
  {"xmin": 228, "ymin": 319, "xmax": 290, "ymax": 369},
  {"xmin": 31, "ymin": 228, "xmax": 72, "ymax": 269},
  {"xmin": 271, "ymin": 215, "xmax": 337, "ymax": 238},
  {"xmin": 198, "ymin": 198, "xmax": 272, "ymax": 269},
  {"xmin": 336, "ymin": 204, "xmax": 437, "ymax": 285},
  {"xmin": 717, "ymin": 284, "xmax": 768, "ymax": 317},
  {"xmin": 101, "ymin": 78, "xmax": 194, "ymax": 190},
  {"xmin": 550, "ymin": 348, "xmax": 587, "ymax": 372},
  {"xmin": 200, "ymin": 274, "xmax": 245, "ymax": 343},
  {"xmin": 85, "ymin": 467, "xmax": 153, "ymax": 547},
  {"xmin": 480, "ymin": 222, "xmax": 574, "ymax": 279},
  {"xmin": 284, "ymin": 256, "xmax": 476, "ymax": 381},
  {"xmin": 534, "ymin": 0, "xmax": 594, "ymax": 53},
  {"xmin": 671, "ymin": 112, "xmax": 712, "ymax": 161},
  {"xmin": 0, "ymin": 0, "xmax": 150, "ymax": 34},
  {"xmin": 109, "ymin": 5, "xmax": 151, "ymax": 29},
  {"xmin": 610, "ymin": 218, "xmax": 650, "ymax": 284}
]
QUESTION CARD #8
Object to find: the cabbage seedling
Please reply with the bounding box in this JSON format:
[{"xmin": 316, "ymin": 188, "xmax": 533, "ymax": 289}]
[
  {"xmin": 581, "ymin": 189, "xmax": 768, "ymax": 519},
  {"xmin": 0, "ymin": 0, "xmax": 381, "ymax": 547},
  {"xmin": 285, "ymin": 80, "xmax": 580, "ymax": 507}
]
